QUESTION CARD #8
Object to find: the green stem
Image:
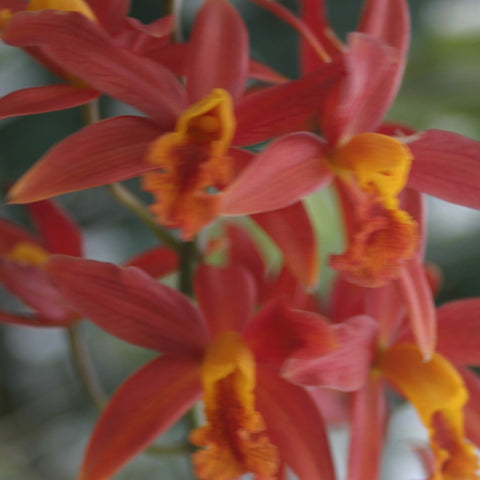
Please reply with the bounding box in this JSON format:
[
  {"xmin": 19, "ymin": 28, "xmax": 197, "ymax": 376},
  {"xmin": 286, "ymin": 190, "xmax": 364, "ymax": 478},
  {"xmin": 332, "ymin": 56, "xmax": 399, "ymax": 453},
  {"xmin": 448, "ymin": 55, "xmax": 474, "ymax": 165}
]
[
  {"xmin": 106, "ymin": 183, "xmax": 181, "ymax": 252},
  {"xmin": 81, "ymin": 99, "xmax": 100, "ymax": 125},
  {"xmin": 146, "ymin": 442, "xmax": 195, "ymax": 456},
  {"xmin": 66, "ymin": 323, "xmax": 107, "ymax": 409},
  {"xmin": 178, "ymin": 239, "xmax": 197, "ymax": 296}
]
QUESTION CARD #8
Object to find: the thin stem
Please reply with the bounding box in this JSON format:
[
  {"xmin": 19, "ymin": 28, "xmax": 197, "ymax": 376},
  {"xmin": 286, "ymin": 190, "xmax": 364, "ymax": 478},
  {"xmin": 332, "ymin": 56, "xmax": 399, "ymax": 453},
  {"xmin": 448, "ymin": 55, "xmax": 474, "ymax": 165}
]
[
  {"xmin": 106, "ymin": 183, "xmax": 181, "ymax": 252},
  {"xmin": 146, "ymin": 442, "xmax": 195, "ymax": 456},
  {"xmin": 66, "ymin": 323, "xmax": 108, "ymax": 409},
  {"xmin": 81, "ymin": 99, "xmax": 100, "ymax": 125},
  {"xmin": 178, "ymin": 239, "xmax": 197, "ymax": 296}
]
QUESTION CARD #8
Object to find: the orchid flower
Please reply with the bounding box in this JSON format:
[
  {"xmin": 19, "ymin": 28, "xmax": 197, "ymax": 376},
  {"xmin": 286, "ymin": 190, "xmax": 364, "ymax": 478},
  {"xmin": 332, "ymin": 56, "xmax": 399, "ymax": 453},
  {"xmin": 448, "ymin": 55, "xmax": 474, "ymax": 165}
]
[
  {"xmin": 46, "ymin": 255, "xmax": 337, "ymax": 480},
  {"xmin": 4, "ymin": 0, "xmax": 342, "ymax": 242},
  {"xmin": 284, "ymin": 273, "xmax": 480, "ymax": 480},
  {"xmin": 0, "ymin": 0, "xmax": 181, "ymax": 119},
  {"xmin": 0, "ymin": 199, "xmax": 178, "ymax": 327},
  {"xmin": 0, "ymin": 199, "xmax": 81, "ymax": 326},
  {"xmin": 221, "ymin": 0, "xmax": 480, "ymax": 290}
]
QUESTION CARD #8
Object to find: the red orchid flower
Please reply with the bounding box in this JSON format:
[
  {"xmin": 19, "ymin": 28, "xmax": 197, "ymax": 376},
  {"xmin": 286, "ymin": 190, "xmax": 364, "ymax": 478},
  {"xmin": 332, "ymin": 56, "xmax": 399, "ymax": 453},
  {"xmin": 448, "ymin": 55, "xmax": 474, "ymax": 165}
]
[
  {"xmin": 0, "ymin": 199, "xmax": 178, "ymax": 327},
  {"xmin": 0, "ymin": 0, "xmax": 180, "ymax": 119},
  {"xmin": 4, "ymin": 0, "xmax": 343, "ymax": 241},
  {"xmin": 221, "ymin": 0, "xmax": 480, "ymax": 290},
  {"xmin": 285, "ymin": 274, "xmax": 480, "ymax": 480},
  {"xmin": 46, "ymin": 255, "xmax": 337, "ymax": 480},
  {"xmin": 0, "ymin": 199, "xmax": 81, "ymax": 326}
]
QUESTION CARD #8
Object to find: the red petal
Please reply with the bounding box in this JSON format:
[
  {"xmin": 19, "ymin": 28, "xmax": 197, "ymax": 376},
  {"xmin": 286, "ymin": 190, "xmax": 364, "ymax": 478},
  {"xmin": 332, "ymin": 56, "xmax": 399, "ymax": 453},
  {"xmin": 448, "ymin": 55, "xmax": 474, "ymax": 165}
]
[
  {"xmin": 347, "ymin": 374, "xmax": 386, "ymax": 480},
  {"xmin": 284, "ymin": 315, "xmax": 378, "ymax": 390},
  {"xmin": 186, "ymin": 0, "xmax": 248, "ymax": 103},
  {"xmin": 322, "ymin": 33, "xmax": 398, "ymax": 144},
  {"xmin": 47, "ymin": 256, "xmax": 209, "ymax": 357},
  {"xmin": 86, "ymin": 0, "xmax": 129, "ymax": 33},
  {"xmin": 261, "ymin": 266, "xmax": 321, "ymax": 312},
  {"xmin": 358, "ymin": 0, "xmax": 410, "ymax": 53},
  {"xmin": 357, "ymin": 0, "xmax": 410, "ymax": 113},
  {"xmin": 256, "ymin": 365, "xmax": 336, "ymax": 480},
  {"xmin": 0, "ymin": 219, "xmax": 38, "ymax": 255},
  {"xmin": 436, "ymin": 299, "xmax": 480, "ymax": 366},
  {"xmin": 25, "ymin": 200, "xmax": 83, "ymax": 256},
  {"xmin": 244, "ymin": 300, "xmax": 335, "ymax": 367},
  {"xmin": 225, "ymin": 223, "xmax": 265, "ymax": 291},
  {"xmin": 297, "ymin": 0, "xmax": 343, "ymax": 73},
  {"xmin": 124, "ymin": 246, "xmax": 178, "ymax": 279},
  {"xmin": 0, "ymin": 259, "xmax": 76, "ymax": 324},
  {"xmin": 329, "ymin": 276, "xmax": 366, "ymax": 322},
  {"xmin": 8, "ymin": 116, "xmax": 160, "ymax": 204},
  {"xmin": 221, "ymin": 133, "xmax": 333, "ymax": 215},
  {"xmin": 194, "ymin": 264, "xmax": 256, "ymax": 337},
  {"xmin": 81, "ymin": 356, "xmax": 202, "ymax": 480},
  {"xmin": 252, "ymin": 201, "xmax": 318, "ymax": 287},
  {"xmin": 3, "ymin": 11, "xmax": 185, "ymax": 127},
  {"xmin": 397, "ymin": 258, "xmax": 437, "ymax": 360},
  {"xmin": 408, "ymin": 129, "xmax": 480, "ymax": 209},
  {"xmin": 234, "ymin": 60, "xmax": 344, "ymax": 146},
  {"xmin": 0, "ymin": 85, "xmax": 98, "ymax": 120},
  {"xmin": 248, "ymin": 60, "xmax": 288, "ymax": 84}
]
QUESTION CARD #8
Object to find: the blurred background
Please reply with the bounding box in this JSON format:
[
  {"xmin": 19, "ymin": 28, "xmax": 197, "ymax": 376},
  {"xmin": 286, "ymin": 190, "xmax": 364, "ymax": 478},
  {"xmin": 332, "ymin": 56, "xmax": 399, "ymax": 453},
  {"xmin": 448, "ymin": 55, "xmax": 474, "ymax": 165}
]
[{"xmin": 1, "ymin": 0, "xmax": 480, "ymax": 478}]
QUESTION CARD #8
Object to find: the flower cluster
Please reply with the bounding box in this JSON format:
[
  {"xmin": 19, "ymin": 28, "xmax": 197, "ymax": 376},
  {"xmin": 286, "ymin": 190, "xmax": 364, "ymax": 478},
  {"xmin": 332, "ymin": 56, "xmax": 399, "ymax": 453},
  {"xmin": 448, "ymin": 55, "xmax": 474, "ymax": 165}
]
[{"xmin": 1, "ymin": 0, "xmax": 480, "ymax": 479}]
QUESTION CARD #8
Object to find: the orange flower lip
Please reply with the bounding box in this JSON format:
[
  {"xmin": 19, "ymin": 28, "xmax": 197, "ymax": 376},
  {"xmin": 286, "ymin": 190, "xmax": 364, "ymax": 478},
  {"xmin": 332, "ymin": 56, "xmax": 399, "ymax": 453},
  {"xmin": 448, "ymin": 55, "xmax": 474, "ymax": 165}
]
[
  {"xmin": 329, "ymin": 132, "xmax": 418, "ymax": 287},
  {"xmin": 380, "ymin": 344, "xmax": 480, "ymax": 480},
  {"xmin": 190, "ymin": 331, "xmax": 280, "ymax": 480},
  {"xmin": 142, "ymin": 89, "xmax": 235, "ymax": 238}
]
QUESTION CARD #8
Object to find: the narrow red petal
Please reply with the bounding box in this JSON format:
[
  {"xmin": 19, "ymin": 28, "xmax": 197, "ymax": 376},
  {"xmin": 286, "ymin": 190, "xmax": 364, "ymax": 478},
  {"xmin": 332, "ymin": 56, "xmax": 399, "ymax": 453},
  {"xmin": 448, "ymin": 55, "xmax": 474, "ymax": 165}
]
[
  {"xmin": 248, "ymin": 60, "xmax": 288, "ymax": 84},
  {"xmin": 347, "ymin": 374, "xmax": 386, "ymax": 480},
  {"xmin": 81, "ymin": 356, "xmax": 202, "ymax": 480},
  {"xmin": 0, "ymin": 259, "xmax": 76, "ymax": 324},
  {"xmin": 47, "ymin": 256, "xmax": 209, "ymax": 357},
  {"xmin": 8, "ymin": 116, "xmax": 160, "ymax": 204},
  {"xmin": 234, "ymin": 60, "xmax": 344, "ymax": 146},
  {"xmin": 0, "ymin": 309, "xmax": 74, "ymax": 327},
  {"xmin": 408, "ymin": 129, "xmax": 480, "ymax": 209},
  {"xmin": 252, "ymin": 201, "xmax": 318, "ymax": 287},
  {"xmin": 284, "ymin": 315, "xmax": 378, "ymax": 391},
  {"xmin": 328, "ymin": 276, "xmax": 366, "ymax": 322},
  {"xmin": 322, "ymin": 33, "xmax": 398, "ymax": 144},
  {"xmin": 124, "ymin": 246, "xmax": 178, "ymax": 279},
  {"xmin": 397, "ymin": 258, "xmax": 437, "ymax": 360},
  {"xmin": 0, "ymin": 85, "xmax": 98, "ymax": 120},
  {"xmin": 358, "ymin": 0, "xmax": 410, "ymax": 54},
  {"xmin": 221, "ymin": 133, "xmax": 332, "ymax": 215},
  {"xmin": 225, "ymin": 223, "xmax": 265, "ymax": 291},
  {"xmin": 25, "ymin": 200, "xmax": 83, "ymax": 256},
  {"xmin": 436, "ymin": 299, "xmax": 480, "ymax": 366},
  {"xmin": 297, "ymin": 0, "xmax": 343, "ymax": 73},
  {"xmin": 186, "ymin": 0, "xmax": 248, "ymax": 103},
  {"xmin": 256, "ymin": 365, "xmax": 336, "ymax": 480},
  {"xmin": 357, "ymin": 0, "xmax": 410, "ymax": 114},
  {"xmin": 3, "ymin": 11, "xmax": 185, "ymax": 126},
  {"xmin": 194, "ymin": 264, "xmax": 256, "ymax": 337}
]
